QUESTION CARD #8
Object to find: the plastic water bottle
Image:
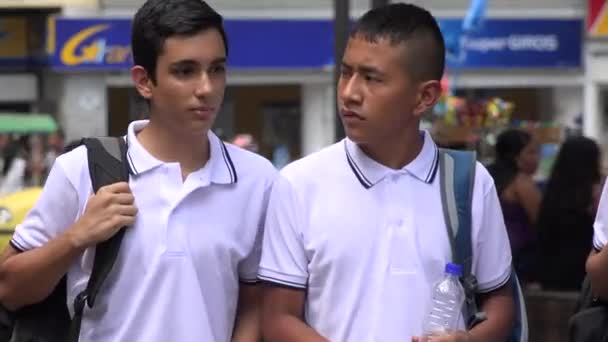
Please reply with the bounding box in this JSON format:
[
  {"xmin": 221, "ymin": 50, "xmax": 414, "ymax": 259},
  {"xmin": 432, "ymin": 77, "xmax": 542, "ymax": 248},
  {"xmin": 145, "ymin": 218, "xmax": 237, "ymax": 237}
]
[{"xmin": 421, "ymin": 262, "xmax": 465, "ymax": 340}]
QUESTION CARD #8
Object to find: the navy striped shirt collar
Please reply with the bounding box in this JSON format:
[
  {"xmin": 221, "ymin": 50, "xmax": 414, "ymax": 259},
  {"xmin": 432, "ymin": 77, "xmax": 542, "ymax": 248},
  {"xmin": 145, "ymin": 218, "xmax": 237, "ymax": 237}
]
[
  {"xmin": 344, "ymin": 130, "xmax": 439, "ymax": 189},
  {"xmin": 125, "ymin": 120, "xmax": 237, "ymax": 184}
]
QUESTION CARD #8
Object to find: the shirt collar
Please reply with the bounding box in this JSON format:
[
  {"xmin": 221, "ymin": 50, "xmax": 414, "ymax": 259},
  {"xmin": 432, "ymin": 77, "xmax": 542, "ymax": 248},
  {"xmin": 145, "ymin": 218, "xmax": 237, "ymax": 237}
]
[
  {"xmin": 344, "ymin": 130, "xmax": 439, "ymax": 189},
  {"xmin": 208, "ymin": 130, "xmax": 238, "ymax": 184},
  {"xmin": 126, "ymin": 120, "xmax": 237, "ymax": 184}
]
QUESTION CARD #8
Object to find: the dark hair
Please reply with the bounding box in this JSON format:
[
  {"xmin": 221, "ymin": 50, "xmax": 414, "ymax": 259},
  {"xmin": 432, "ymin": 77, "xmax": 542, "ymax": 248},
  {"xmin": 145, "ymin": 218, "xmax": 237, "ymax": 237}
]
[
  {"xmin": 351, "ymin": 3, "xmax": 445, "ymax": 81},
  {"xmin": 53, "ymin": 128, "xmax": 65, "ymax": 140},
  {"xmin": 487, "ymin": 129, "xmax": 532, "ymax": 195},
  {"xmin": 131, "ymin": 0, "xmax": 228, "ymax": 83},
  {"xmin": 2, "ymin": 136, "xmax": 29, "ymax": 176},
  {"xmin": 540, "ymin": 136, "xmax": 600, "ymax": 214},
  {"xmin": 536, "ymin": 136, "xmax": 601, "ymax": 290}
]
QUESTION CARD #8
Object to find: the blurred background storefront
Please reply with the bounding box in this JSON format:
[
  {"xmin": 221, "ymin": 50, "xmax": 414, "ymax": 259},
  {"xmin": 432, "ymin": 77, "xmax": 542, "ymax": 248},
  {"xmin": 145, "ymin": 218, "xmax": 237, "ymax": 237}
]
[
  {"xmin": 0, "ymin": 0, "xmax": 588, "ymax": 169},
  {"xmin": 0, "ymin": 0, "xmax": 96, "ymax": 115},
  {"xmin": 38, "ymin": 0, "xmax": 584, "ymax": 169},
  {"xmin": 45, "ymin": 16, "xmax": 338, "ymax": 168}
]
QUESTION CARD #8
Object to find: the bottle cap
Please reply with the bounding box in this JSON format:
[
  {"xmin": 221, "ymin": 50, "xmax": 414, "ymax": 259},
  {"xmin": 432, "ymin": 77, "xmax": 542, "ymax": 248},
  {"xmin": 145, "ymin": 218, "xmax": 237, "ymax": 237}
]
[{"xmin": 445, "ymin": 262, "xmax": 463, "ymax": 276}]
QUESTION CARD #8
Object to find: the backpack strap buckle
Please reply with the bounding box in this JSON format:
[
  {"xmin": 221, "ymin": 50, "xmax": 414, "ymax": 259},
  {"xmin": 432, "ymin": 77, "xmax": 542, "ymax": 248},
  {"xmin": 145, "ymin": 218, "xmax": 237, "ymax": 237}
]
[
  {"xmin": 461, "ymin": 274, "xmax": 487, "ymax": 329},
  {"xmin": 468, "ymin": 311, "xmax": 488, "ymax": 329},
  {"xmin": 461, "ymin": 274, "xmax": 479, "ymax": 294},
  {"xmin": 73, "ymin": 291, "xmax": 88, "ymax": 315}
]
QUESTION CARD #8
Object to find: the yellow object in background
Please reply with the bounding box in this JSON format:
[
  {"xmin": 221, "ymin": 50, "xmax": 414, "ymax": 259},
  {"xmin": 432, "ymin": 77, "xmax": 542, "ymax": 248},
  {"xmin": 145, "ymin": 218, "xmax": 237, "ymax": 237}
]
[
  {"xmin": 589, "ymin": 0, "xmax": 608, "ymax": 36},
  {"xmin": 0, "ymin": 187, "xmax": 42, "ymax": 251},
  {"xmin": 0, "ymin": 17, "xmax": 28, "ymax": 59}
]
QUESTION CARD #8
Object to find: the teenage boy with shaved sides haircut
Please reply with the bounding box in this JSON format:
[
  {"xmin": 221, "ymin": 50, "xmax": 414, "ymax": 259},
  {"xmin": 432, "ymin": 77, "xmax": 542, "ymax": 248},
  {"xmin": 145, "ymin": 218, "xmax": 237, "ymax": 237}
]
[{"xmin": 259, "ymin": 3, "xmax": 514, "ymax": 342}]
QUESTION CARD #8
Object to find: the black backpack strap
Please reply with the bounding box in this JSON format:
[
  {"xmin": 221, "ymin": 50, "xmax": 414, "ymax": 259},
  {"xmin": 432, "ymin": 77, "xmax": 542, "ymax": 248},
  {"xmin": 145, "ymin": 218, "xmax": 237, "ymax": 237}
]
[
  {"xmin": 67, "ymin": 137, "xmax": 130, "ymax": 342},
  {"xmin": 438, "ymin": 148, "xmax": 487, "ymax": 329}
]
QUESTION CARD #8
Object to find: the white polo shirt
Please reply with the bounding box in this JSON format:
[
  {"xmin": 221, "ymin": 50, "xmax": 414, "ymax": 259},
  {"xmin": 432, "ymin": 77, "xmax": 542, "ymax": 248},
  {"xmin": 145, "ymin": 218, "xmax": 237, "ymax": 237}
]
[
  {"xmin": 593, "ymin": 181, "xmax": 608, "ymax": 251},
  {"xmin": 11, "ymin": 120, "xmax": 277, "ymax": 342},
  {"xmin": 259, "ymin": 131, "xmax": 512, "ymax": 341}
]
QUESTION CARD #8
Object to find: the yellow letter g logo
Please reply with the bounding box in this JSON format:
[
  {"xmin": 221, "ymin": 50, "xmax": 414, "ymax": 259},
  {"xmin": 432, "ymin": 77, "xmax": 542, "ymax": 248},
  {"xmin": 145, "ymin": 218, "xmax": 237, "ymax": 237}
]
[{"xmin": 60, "ymin": 24, "xmax": 109, "ymax": 66}]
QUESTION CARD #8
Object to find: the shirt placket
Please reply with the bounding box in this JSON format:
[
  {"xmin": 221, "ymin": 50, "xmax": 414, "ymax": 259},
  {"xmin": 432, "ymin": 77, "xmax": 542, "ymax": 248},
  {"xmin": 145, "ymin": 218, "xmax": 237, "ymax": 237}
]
[
  {"xmin": 162, "ymin": 164, "xmax": 187, "ymax": 256},
  {"xmin": 385, "ymin": 173, "xmax": 416, "ymax": 273}
]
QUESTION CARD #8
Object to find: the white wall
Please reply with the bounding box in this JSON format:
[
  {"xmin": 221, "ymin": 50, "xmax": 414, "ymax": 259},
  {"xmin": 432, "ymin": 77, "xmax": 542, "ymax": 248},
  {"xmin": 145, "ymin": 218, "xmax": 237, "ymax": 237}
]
[
  {"xmin": 301, "ymin": 83, "xmax": 336, "ymax": 156},
  {"xmin": 584, "ymin": 42, "xmax": 608, "ymax": 150},
  {"xmin": 551, "ymin": 87, "xmax": 583, "ymax": 129},
  {"xmin": 0, "ymin": 74, "xmax": 38, "ymax": 103},
  {"xmin": 47, "ymin": 74, "xmax": 108, "ymax": 142}
]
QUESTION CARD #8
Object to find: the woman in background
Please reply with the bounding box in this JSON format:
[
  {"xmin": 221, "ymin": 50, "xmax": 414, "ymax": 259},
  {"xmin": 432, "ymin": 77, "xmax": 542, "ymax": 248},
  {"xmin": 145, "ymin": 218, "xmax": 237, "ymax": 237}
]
[
  {"xmin": 0, "ymin": 136, "xmax": 30, "ymax": 196},
  {"xmin": 537, "ymin": 136, "xmax": 602, "ymax": 291},
  {"xmin": 488, "ymin": 129, "xmax": 541, "ymax": 284}
]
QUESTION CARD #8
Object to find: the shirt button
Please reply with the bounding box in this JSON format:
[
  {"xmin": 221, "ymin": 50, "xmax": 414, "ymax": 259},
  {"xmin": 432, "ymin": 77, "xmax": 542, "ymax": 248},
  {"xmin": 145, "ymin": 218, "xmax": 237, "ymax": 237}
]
[{"xmin": 391, "ymin": 174, "xmax": 399, "ymax": 183}]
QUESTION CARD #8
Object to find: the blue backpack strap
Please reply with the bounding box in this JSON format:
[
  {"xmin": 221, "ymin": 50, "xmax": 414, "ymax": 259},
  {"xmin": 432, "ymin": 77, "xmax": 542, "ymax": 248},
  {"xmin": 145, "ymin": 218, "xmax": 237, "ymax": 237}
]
[
  {"xmin": 439, "ymin": 149, "xmax": 529, "ymax": 342},
  {"xmin": 438, "ymin": 148, "xmax": 487, "ymax": 329},
  {"xmin": 509, "ymin": 271, "xmax": 529, "ymax": 342}
]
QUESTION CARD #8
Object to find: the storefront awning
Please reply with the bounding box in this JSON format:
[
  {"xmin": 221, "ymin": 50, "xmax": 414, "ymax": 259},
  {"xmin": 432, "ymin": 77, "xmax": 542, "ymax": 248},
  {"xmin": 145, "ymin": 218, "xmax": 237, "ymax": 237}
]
[{"xmin": 0, "ymin": 113, "xmax": 58, "ymax": 134}]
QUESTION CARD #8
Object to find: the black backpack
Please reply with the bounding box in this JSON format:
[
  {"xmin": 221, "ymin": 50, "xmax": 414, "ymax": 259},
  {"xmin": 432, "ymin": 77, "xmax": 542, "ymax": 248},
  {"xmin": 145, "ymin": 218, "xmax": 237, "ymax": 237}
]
[
  {"xmin": 1, "ymin": 137, "xmax": 129, "ymax": 342},
  {"xmin": 568, "ymin": 275, "xmax": 608, "ymax": 342}
]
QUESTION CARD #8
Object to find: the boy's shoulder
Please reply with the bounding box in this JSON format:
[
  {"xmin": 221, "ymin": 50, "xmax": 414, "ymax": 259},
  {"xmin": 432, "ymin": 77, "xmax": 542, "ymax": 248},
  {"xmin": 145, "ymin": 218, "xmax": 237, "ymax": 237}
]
[
  {"xmin": 222, "ymin": 142, "xmax": 277, "ymax": 181},
  {"xmin": 280, "ymin": 141, "xmax": 344, "ymax": 184},
  {"xmin": 55, "ymin": 144, "xmax": 88, "ymax": 175},
  {"xmin": 473, "ymin": 161, "xmax": 498, "ymax": 197}
]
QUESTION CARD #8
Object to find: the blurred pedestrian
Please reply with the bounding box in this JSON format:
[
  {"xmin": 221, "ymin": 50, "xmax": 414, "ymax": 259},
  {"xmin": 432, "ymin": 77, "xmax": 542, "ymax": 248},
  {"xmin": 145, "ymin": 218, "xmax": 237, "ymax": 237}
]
[
  {"xmin": 487, "ymin": 129, "xmax": 541, "ymax": 285},
  {"xmin": 44, "ymin": 128, "xmax": 65, "ymax": 171},
  {"xmin": 537, "ymin": 136, "xmax": 602, "ymax": 291},
  {"xmin": 0, "ymin": 134, "xmax": 10, "ymax": 172},
  {"xmin": 0, "ymin": 136, "xmax": 30, "ymax": 196},
  {"xmin": 231, "ymin": 133, "xmax": 259, "ymax": 152}
]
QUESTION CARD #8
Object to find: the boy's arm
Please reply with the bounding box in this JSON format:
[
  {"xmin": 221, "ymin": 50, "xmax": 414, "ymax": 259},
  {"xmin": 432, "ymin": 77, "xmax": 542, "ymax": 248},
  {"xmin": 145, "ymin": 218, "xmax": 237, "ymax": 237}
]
[
  {"xmin": 0, "ymin": 181, "xmax": 136, "ymax": 311},
  {"xmin": 468, "ymin": 284, "xmax": 514, "ymax": 341},
  {"xmin": 588, "ymin": 181, "xmax": 608, "ymax": 299},
  {"xmin": 0, "ymin": 229, "xmax": 85, "ymax": 310},
  {"xmin": 587, "ymin": 249, "xmax": 608, "ymax": 299},
  {"xmin": 231, "ymin": 283, "xmax": 262, "ymax": 342},
  {"xmin": 412, "ymin": 283, "xmax": 514, "ymax": 342},
  {"xmin": 258, "ymin": 175, "xmax": 327, "ymax": 341},
  {"xmin": 262, "ymin": 285, "xmax": 329, "ymax": 342}
]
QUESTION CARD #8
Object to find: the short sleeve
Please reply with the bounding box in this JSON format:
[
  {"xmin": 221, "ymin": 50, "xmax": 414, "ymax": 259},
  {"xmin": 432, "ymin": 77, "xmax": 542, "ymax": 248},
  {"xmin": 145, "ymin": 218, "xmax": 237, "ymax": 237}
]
[
  {"xmin": 238, "ymin": 175, "xmax": 275, "ymax": 283},
  {"xmin": 472, "ymin": 169, "xmax": 513, "ymax": 293},
  {"xmin": 593, "ymin": 181, "xmax": 608, "ymax": 251},
  {"xmin": 10, "ymin": 158, "xmax": 80, "ymax": 252},
  {"xmin": 258, "ymin": 175, "xmax": 309, "ymax": 289}
]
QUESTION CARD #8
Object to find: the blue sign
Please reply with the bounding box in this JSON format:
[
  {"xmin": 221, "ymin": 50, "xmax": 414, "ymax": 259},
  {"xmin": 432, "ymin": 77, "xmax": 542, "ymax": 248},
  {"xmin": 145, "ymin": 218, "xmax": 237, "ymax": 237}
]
[
  {"xmin": 440, "ymin": 19, "xmax": 582, "ymax": 69},
  {"xmin": 50, "ymin": 17, "xmax": 582, "ymax": 71},
  {"xmin": 51, "ymin": 18, "xmax": 132, "ymax": 70},
  {"xmin": 50, "ymin": 17, "xmax": 334, "ymax": 70},
  {"xmin": 225, "ymin": 20, "xmax": 334, "ymax": 69}
]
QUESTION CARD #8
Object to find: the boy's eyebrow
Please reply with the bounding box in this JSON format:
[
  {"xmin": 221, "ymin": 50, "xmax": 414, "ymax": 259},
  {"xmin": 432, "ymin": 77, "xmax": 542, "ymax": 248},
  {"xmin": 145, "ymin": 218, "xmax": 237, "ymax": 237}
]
[
  {"xmin": 341, "ymin": 61, "xmax": 384, "ymax": 76},
  {"xmin": 341, "ymin": 61, "xmax": 353, "ymax": 69},
  {"xmin": 358, "ymin": 65, "xmax": 384, "ymax": 76},
  {"xmin": 169, "ymin": 59, "xmax": 197, "ymax": 67},
  {"xmin": 211, "ymin": 57, "xmax": 227, "ymax": 64},
  {"xmin": 169, "ymin": 57, "xmax": 227, "ymax": 67}
]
